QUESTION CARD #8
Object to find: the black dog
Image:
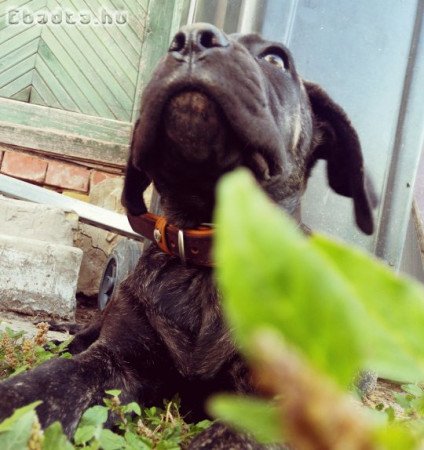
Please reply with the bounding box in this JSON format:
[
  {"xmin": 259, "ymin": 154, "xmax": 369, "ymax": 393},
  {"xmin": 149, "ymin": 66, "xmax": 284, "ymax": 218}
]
[{"xmin": 0, "ymin": 23, "xmax": 374, "ymax": 446}]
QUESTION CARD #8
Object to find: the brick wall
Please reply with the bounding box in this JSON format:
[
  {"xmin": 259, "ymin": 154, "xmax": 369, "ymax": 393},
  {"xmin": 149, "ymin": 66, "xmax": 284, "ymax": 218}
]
[{"xmin": 0, "ymin": 149, "xmax": 123, "ymax": 200}]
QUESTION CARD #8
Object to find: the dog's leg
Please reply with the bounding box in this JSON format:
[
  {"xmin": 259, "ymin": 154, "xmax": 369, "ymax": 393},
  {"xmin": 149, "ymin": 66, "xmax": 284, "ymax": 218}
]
[
  {"xmin": 0, "ymin": 343, "xmax": 136, "ymax": 436},
  {"xmin": 0, "ymin": 294, "xmax": 171, "ymax": 437},
  {"xmin": 66, "ymin": 320, "xmax": 102, "ymax": 354}
]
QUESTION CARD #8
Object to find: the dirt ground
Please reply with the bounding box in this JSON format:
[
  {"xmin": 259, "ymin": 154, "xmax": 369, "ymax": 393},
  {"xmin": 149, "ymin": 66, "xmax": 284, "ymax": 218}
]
[
  {"xmin": 363, "ymin": 379, "xmax": 404, "ymax": 415},
  {"xmin": 75, "ymin": 294, "xmax": 99, "ymax": 325},
  {"xmin": 0, "ymin": 294, "xmax": 98, "ymax": 341}
]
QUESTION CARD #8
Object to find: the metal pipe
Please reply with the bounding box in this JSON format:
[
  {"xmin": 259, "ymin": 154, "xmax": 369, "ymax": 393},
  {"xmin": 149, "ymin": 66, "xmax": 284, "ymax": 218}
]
[{"xmin": 374, "ymin": 0, "xmax": 424, "ymax": 269}]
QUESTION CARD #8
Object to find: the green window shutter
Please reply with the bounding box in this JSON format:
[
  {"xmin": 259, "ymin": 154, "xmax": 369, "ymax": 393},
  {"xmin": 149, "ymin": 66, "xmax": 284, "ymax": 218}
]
[
  {"xmin": 0, "ymin": 0, "xmax": 184, "ymax": 167},
  {"xmin": 0, "ymin": 0, "xmax": 147, "ymax": 120}
]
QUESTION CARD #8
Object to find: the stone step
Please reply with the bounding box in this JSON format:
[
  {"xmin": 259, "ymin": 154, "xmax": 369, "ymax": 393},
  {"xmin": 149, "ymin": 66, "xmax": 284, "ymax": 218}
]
[
  {"xmin": 0, "ymin": 195, "xmax": 78, "ymax": 245},
  {"xmin": 0, "ymin": 234, "xmax": 82, "ymax": 320},
  {"xmin": 0, "ymin": 196, "xmax": 82, "ymax": 319}
]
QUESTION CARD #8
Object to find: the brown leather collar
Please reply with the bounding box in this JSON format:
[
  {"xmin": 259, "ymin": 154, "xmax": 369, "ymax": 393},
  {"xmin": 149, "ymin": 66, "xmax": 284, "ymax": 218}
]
[{"xmin": 127, "ymin": 212, "xmax": 214, "ymax": 267}]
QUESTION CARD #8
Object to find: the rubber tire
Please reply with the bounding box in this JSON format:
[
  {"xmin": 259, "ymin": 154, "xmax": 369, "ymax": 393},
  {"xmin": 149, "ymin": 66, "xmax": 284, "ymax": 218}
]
[{"xmin": 97, "ymin": 239, "xmax": 143, "ymax": 310}]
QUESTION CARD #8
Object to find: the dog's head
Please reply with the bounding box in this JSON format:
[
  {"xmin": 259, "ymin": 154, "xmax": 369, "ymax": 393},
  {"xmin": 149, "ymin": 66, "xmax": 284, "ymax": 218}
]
[{"xmin": 123, "ymin": 23, "xmax": 375, "ymax": 233}]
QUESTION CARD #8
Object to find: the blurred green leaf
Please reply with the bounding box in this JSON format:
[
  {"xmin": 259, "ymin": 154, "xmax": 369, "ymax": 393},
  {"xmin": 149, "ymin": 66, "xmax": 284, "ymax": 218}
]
[
  {"xmin": 214, "ymin": 169, "xmax": 365, "ymax": 387},
  {"xmin": 124, "ymin": 431, "xmax": 151, "ymax": 450},
  {"xmin": 99, "ymin": 429, "xmax": 126, "ymax": 450},
  {"xmin": 74, "ymin": 425, "xmax": 96, "ymax": 445},
  {"xmin": 394, "ymin": 393, "xmax": 412, "ymax": 411},
  {"xmin": 43, "ymin": 422, "xmax": 74, "ymax": 450},
  {"xmin": 190, "ymin": 420, "xmax": 212, "ymax": 432},
  {"xmin": 208, "ymin": 395, "xmax": 282, "ymax": 444},
  {"xmin": 0, "ymin": 401, "xmax": 41, "ymax": 432},
  {"xmin": 213, "ymin": 170, "xmax": 424, "ymax": 448},
  {"xmin": 123, "ymin": 402, "xmax": 141, "ymax": 416},
  {"xmin": 374, "ymin": 423, "xmax": 421, "ymax": 450},
  {"xmin": 0, "ymin": 402, "xmax": 40, "ymax": 450},
  {"xmin": 78, "ymin": 405, "xmax": 108, "ymax": 428},
  {"xmin": 402, "ymin": 385, "xmax": 424, "ymax": 397},
  {"xmin": 75, "ymin": 404, "xmax": 109, "ymax": 445},
  {"xmin": 105, "ymin": 389, "xmax": 122, "ymax": 397},
  {"xmin": 312, "ymin": 234, "xmax": 424, "ymax": 382}
]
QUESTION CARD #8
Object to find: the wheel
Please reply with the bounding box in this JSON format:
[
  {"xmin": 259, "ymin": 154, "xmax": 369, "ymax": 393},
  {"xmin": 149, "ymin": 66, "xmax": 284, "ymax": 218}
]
[{"xmin": 97, "ymin": 239, "xmax": 143, "ymax": 310}]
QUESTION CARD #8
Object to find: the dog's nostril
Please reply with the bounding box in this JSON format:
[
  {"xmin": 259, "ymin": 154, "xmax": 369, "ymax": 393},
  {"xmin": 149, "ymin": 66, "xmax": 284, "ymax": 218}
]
[
  {"xmin": 169, "ymin": 32, "xmax": 186, "ymax": 52},
  {"xmin": 199, "ymin": 30, "xmax": 222, "ymax": 49}
]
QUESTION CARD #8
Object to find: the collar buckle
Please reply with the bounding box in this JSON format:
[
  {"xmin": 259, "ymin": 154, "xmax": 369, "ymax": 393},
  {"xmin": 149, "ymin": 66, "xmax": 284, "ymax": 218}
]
[{"xmin": 177, "ymin": 230, "xmax": 186, "ymax": 263}]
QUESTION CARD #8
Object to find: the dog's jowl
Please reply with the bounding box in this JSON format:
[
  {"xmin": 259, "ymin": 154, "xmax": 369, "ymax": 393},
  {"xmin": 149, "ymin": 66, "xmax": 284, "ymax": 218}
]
[{"xmin": 0, "ymin": 23, "xmax": 375, "ymax": 447}]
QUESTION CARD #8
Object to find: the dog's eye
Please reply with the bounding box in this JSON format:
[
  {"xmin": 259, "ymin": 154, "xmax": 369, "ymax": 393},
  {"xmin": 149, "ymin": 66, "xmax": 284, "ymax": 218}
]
[{"xmin": 263, "ymin": 54, "xmax": 286, "ymax": 70}]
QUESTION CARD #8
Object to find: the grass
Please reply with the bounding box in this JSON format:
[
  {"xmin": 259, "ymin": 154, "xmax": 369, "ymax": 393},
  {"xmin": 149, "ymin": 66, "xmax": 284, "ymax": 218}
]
[{"xmin": 0, "ymin": 324, "xmax": 211, "ymax": 449}]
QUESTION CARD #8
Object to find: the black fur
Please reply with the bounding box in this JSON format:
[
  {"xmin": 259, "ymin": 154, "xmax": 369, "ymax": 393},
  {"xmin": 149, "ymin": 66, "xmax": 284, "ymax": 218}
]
[{"xmin": 0, "ymin": 23, "xmax": 374, "ymax": 448}]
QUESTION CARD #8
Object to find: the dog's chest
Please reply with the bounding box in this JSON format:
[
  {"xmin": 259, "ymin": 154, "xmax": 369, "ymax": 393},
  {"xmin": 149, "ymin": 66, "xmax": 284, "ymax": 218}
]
[{"xmin": 138, "ymin": 248, "xmax": 237, "ymax": 377}]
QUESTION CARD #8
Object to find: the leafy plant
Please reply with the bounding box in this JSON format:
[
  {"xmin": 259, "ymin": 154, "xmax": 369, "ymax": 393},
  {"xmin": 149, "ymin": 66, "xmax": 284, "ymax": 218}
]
[
  {"xmin": 393, "ymin": 384, "xmax": 424, "ymax": 418},
  {"xmin": 0, "ymin": 390, "xmax": 210, "ymax": 449},
  {"xmin": 210, "ymin": 169, "xmax": 424, "ymax": 449},
  {"xmin": 0, "ymin": 326, "xmax": 210, "ymax": 449},
  {"xmin": 72, "ymin": 390, "xmax": 210, "ymax": 449},
  {"xmin": 0, "ymin": 323, "xmax": 71, "ymax": 379},
  {"xmin": 0, "ymin": 401, "xmax": 42, "ymax": 450}
]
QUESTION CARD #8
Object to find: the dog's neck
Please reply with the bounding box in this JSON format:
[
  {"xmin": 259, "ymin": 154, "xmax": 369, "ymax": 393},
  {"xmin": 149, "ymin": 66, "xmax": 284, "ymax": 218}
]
[
  {"xmin": 155, "ymin": 183, "xmax": 304, "ymax": 231},
  {"xmin": 150, "ymin": 136, "xmax": 243, "ymax": 229},
  {"xmin": 149, "ymin": 131, "xmax": 306, "ymax": 229},
  {"xmin": 157, "ymin": 190, "xmax": 217, "ymax": 229}
]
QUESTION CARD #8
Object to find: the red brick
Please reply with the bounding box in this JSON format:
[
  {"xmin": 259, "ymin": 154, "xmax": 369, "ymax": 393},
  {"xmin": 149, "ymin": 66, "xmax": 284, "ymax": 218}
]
[
  {"xmin": 1, "ymin": 151, "xmax": 47, "ymax": 183},
  {"xmin": 90, "ymin": 170, "xmax": 121, "ymax": 186},
  {"xmin": 45, "ymin": 161, "xmax": 90, "ymax": 192}
]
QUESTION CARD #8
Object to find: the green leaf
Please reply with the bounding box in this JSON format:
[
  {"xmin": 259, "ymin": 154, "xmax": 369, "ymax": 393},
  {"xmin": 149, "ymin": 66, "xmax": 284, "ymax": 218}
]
[
  {"xmin": 214, "ymin": 169, "xmax": 365, "ymax": 387},
  {"xmin": 124, "ymin": 431, "xmax": 144, "ymax": 450},
  {"xmin": 74, "ymin": 425, "xmax": 96, "ymax": 445},
  {"xmin": 106, "ymin": 389, "xmax": 122, "ymax": 397},
  {"xmin": 125, "ymin": 431, "xmax": 152, "ymax": 449},
  {"xmin": 191, "ymin": 420, "xmax": 212, "ymax": 431},
  {"xmin": 10, "ymin": 366, "xmax": 30, "ymax": 377},
  {"xmin": 79, "ymin": 405, "xmax": 108, "ymax": 428},
  {"xmin": 312, "ymin": 234, "xmax": 424, "ymax": 382},
  {"xmin": 0, "ymin": 404, "xmax": 40, "ymax": 450},
  {"xmin": 394, "ymin": 393, "xmax": 411, "ymax": 410},
  {"xmin": 123, "ymin": 402, "xmax": 141, "ymax": 416},
  {"xmin": 156, "ymin": 441, "xmax": 180, "ymax": 450},
  {"xmin": 385, "ymin": 407, "xmax": 396, "ymax": 423},
  {"xmin": 374, "ymin": 423, "xmax": 420, "ymax": 450},
  {"xmin": 208, "ymin": 395, "xmax": 283, "ymax": 444},
  {"xmin": 56, "ymin": 339, "xmax": 72, "ymax": 353},
  {"xmin": 99, "ymin": 429, "xmax": 126, "ymax": 450},
  {"xmin": 74, "ymin": 405, "xmax": 109, "ymax": 445},
  {"xmin": 4, "ymin": 328, "xmax": 25, "ymax": 340},
  {"xmin": 0, "ymin": 402, "xmax": 41, "ymax": 432},
  {"xmin": 402, "ymin": 384, "xmax": 424, "ymax": 397},
  {"xmin": 43, "ymin": 422, "xmax": 74, "ymax": 450},
  {"xmin": 147, "ymin": 406, "xmax": 157, "ymax": 417}
]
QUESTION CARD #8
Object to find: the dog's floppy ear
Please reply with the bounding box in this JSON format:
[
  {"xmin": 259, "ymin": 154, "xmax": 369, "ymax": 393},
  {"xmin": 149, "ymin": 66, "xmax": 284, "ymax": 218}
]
[
  {"xmin": 122, "ymin": 120, "xmax": 151, "ymax": 216},
  {"xmin": 304, "ymin": 81, "xmax": 376, "ymax": 235}
]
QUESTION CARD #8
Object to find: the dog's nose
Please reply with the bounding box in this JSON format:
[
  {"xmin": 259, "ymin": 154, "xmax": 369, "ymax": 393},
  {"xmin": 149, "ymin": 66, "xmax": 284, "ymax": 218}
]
[{"xmin": 169, "ymin": 23, "xmax": 229, "ymax": 58}]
